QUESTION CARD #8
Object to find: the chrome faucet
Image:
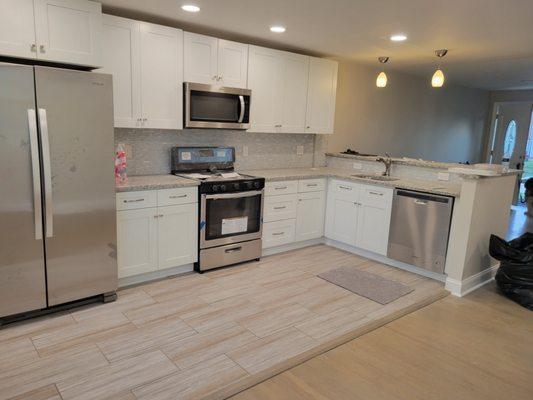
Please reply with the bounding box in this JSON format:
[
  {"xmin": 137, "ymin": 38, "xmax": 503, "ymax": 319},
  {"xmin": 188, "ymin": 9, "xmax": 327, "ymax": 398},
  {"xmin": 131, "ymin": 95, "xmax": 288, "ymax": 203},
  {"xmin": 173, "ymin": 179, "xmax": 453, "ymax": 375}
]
[{"xmin": 377, "ymin": 153, "xmax": 392, "ymax": 176}]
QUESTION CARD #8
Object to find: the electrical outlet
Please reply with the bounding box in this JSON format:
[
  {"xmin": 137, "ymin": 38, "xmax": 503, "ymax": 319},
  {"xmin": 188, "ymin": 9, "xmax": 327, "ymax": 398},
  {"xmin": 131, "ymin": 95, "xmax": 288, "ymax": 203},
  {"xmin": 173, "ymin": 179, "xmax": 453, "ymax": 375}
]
[
  {"xmin": 296, "ymin": 145, "xmax": 304, "ymax": 156},
  {"xmin": 437, "ymin": 172, "xmax": 450, "ymax": 181},
  {"xmin": 352, "ymin": 162, "xmax": 363, "ymax": 170},
  {"xmin": 242, "ymin": 145, "xmax": 248, "ymax": 157},
  {"xmin": 123, "ymin": 144, "xmax": 133, "ymax": 160}
]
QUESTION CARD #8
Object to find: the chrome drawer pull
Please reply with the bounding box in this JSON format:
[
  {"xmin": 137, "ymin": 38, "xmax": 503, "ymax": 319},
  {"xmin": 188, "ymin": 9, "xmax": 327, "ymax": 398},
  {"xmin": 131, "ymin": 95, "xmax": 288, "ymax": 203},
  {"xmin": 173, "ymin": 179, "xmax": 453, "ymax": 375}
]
[
  {"xmin": 339, "ymin": 185, "xmax": 352, "ymax": 190},
  {"xmin": 306, "ymin": 183, "xmax": 317, "ymax": 187},
  {"xmin": 369, "ymin": 191, "xmax": 383, "ymax": 196},
  {"xmin": 272, "ymin": 232, "xmax": 285, "ymax": 236},
  {"xmin": 273, "ymin": 206, "xmax": 287, "ymax": 210},
  {"xmin": 274, "ymin": 186, "xmax": 288, "ymax": 190},
  {"xmin": 169, "ymin": 194, "xmax": 187, "ymax": 199},
  {"xmin": 225, "ymin": 246, "xmax": 242, "ymax": 253},
  {"xmin": 124, "ymin": 198, "xmax": 144, "ymax": 203}
]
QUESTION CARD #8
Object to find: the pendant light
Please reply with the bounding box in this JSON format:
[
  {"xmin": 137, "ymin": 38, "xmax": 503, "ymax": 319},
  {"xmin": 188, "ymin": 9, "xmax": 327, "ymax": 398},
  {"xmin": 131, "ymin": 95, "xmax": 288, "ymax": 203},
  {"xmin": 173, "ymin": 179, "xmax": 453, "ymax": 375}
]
[
  {"xmin": 376, "ymin": 57, "xmax": 389, "ymax": 88},
  {"xmin": 431, "ymin": 49, "xmax": 448, "ymax": 88}
]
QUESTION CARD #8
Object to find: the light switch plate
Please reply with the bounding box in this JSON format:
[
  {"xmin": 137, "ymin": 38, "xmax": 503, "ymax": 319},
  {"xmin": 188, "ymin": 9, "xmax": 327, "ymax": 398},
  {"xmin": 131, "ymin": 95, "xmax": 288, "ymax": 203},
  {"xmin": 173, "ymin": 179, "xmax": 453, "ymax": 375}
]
[
  {"xmin": 437, "ymin": 172, "xmax": 450, "ymax": 181},
  {"xmin": 296, "ymin": 145, "xmax": 304, "ymax": 156},
  {"xmin": 242, "ymin": 145, "xmax": 248, "ymax": 157},
  {"xmin": 352, "ymin": 162, "xmax": 363, "ymax": 170}
]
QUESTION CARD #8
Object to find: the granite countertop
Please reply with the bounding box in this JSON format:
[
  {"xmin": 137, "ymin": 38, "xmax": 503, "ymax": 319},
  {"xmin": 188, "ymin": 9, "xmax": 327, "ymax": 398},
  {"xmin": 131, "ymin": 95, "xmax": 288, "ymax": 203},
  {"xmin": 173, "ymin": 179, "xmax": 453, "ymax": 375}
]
[
  {"xmin": 116, "ymin": 174, "xmax": 199, "ymax": 192},
  {"xmin": 243, "ymin": 167, "xmax": 462, "ymax": 197}
]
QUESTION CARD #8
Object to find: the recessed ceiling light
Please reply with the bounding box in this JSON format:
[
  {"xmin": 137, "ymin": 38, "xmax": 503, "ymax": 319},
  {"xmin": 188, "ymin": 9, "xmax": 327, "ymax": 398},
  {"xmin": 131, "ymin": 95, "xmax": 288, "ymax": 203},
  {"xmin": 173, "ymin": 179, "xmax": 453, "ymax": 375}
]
[
  {"xmin": 390, "ymin": 34, "xmax": 407, "ymax": 42},
  {"xmin": 270, "ymin": 26, "xmax": 286, "ymax": 33},
  {"xmin": 181, "ymin": 4, "xmax": 200, "ymax": 13}
]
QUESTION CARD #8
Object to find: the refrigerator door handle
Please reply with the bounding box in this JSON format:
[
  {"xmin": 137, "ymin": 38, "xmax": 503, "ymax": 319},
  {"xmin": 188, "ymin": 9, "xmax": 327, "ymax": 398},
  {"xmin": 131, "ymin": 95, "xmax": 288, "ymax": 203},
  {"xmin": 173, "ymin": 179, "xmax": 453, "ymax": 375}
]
[
  {"xmin": 38, "ymin": 108, "xmax": 53, "ymax": 238},
  {"xmin": 27, "ymin": 109, "xmax": 43, "ymax": 240}
]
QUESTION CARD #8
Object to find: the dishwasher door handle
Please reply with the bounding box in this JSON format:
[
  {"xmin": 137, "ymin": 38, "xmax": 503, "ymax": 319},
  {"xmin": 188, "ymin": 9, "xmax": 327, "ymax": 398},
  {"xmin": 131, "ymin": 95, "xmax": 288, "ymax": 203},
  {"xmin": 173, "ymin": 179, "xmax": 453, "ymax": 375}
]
[{"xmin": 414, "ymin": 200, "xmax": 428, "ymax": 205}]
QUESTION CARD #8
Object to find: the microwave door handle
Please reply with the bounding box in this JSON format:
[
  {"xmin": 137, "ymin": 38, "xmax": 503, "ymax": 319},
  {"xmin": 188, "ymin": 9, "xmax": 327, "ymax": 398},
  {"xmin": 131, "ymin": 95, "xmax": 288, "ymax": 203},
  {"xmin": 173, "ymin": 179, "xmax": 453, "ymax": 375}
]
[{"xmin": 238, "ymin": 95, "xmax": 245, "ymax": 123}]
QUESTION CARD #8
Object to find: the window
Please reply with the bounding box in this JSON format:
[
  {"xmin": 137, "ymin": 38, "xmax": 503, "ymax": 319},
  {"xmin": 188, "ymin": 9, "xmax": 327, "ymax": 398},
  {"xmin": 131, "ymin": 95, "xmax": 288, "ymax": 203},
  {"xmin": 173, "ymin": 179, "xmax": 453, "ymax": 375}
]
[{"xmin": 503, "ymin": 120, "xmax": 517, "ymax": 161}]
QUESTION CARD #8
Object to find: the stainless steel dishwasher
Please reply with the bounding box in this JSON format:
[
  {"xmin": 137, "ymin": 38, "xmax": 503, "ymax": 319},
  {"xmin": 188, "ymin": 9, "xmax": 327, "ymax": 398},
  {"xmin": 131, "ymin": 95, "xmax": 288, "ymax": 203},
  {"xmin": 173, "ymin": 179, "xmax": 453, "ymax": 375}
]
[{"xmin": 387, "ymin": 189, "xmax": 454, "ymax": 274}]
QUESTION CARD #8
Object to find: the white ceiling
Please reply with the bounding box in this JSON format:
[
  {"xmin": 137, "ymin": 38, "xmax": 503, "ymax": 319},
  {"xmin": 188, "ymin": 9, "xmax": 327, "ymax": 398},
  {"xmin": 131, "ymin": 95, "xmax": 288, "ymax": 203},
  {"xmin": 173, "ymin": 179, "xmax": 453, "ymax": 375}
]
[{"xmin": 99, "ymin": 0, "xmax": 533, "ymax": 91}]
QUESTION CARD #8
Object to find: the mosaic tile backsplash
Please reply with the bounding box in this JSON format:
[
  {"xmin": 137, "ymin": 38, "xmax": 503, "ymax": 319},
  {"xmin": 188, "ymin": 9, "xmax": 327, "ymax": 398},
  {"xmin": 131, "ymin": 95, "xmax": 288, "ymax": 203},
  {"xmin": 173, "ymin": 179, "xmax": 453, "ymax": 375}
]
[{"xmin": 115, "ymin": 128, "xmax": 327, "ymax": 176}]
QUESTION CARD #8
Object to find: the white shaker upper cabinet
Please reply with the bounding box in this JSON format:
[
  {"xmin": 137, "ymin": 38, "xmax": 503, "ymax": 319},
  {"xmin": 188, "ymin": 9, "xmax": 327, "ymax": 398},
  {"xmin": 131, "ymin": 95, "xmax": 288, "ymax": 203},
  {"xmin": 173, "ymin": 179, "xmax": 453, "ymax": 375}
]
[
  {"xmin": 139, "ymin": 22, "xmax": 183, "ymax": 130},
  {"xmin": 280, "ymin": 52, "xmax": 309, "ymax": 134},
  {"xmin": 0, "ymin": 0, "xmax": 37, "ymax": 59},
  {"xmin": 218, "ymin": 39, "xmax": 248, "ymax": 88},
  {"xmin": 101, "ymin": 15, "xmax": 141, "ymax": 128},
  {"xmin": 34, "ymin": 0, "xmax": 102, "ymax": 67},
  {"xmin": 305, "ymin": 57, "xmax": 338, "ymax": 134},
  {"xmin": 184, "ymin": 32, "xmax": 218, "ymax": 85},
  {"xmin": 247, "ymin": 45, "xmax": 283, "ymax": 133}
]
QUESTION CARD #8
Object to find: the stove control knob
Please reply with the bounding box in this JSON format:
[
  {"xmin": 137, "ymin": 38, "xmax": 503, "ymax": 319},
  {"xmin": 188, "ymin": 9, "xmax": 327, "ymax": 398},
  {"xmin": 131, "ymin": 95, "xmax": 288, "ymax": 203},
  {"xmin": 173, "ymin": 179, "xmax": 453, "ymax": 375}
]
[
  {"xmin": 220, "ymin": 184, "xmax": 226, "ymax": 192},
  {"xmin": 254, "ymin": 181, "xmax": 261, "ymax": 189},
  {"xmin": 246, "ymin": 181, "xmax": 253, "ymax": 189},
  {"xmin": 212, "ymin": 185, "xmax": 219, "ymax": 192},
  {"xmin": 233, "ymin": 183, "xmax": 240, "ymax": 190}
]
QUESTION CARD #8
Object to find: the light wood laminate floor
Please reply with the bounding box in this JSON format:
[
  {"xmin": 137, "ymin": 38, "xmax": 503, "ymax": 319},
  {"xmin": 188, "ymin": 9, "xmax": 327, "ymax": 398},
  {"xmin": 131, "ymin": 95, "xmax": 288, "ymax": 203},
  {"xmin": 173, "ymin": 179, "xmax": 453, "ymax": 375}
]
[
  {"xmin": 233, "ymin": 281, "xmax": 533, "ymax": 400},
  {"xmin": 0, "ymin": 245, "xmax": 446, "ymax": 400}
]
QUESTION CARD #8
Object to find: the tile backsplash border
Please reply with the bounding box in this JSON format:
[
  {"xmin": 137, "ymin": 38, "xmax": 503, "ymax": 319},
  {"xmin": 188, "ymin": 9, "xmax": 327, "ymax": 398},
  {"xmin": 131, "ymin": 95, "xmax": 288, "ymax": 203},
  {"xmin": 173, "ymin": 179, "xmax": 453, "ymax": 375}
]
[{"xmin": 115, "ymin": 128, "xmax": 328, "ymax": 176}]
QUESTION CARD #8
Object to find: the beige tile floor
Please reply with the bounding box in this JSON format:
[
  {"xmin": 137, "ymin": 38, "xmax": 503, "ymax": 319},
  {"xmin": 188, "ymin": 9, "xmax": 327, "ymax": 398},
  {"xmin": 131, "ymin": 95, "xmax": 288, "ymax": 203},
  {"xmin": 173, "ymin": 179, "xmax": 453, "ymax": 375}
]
[{"xmin": 0, "ymin": 245, "xmax": 446, "ymax": 400}]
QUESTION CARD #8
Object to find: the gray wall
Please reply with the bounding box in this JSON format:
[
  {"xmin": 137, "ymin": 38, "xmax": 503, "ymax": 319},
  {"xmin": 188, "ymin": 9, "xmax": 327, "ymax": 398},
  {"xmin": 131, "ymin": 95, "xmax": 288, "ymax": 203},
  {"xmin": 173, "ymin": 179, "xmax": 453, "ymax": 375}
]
[
  {"xmin": 115, "ymin": 128, "xmax": 319, "ymax": 175},
  {"xmin": 327, "ymin": 60, "xmax": 491, "ymax": 164}
]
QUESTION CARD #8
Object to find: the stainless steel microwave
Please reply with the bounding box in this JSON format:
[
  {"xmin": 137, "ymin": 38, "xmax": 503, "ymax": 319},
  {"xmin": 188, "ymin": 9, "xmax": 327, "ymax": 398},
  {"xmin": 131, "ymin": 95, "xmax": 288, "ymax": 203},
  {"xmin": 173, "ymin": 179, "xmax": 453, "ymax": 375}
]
[{"xmin": 184, "ymin": 82, "xmax": 251, "ymax": 130}]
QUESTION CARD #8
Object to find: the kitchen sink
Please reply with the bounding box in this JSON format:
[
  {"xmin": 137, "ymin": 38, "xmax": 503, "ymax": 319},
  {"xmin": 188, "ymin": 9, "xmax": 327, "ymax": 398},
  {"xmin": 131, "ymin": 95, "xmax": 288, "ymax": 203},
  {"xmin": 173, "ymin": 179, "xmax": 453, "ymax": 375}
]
[{"xmin": 351, "ymin": 174, "xmax": 399, "ymax": 182}]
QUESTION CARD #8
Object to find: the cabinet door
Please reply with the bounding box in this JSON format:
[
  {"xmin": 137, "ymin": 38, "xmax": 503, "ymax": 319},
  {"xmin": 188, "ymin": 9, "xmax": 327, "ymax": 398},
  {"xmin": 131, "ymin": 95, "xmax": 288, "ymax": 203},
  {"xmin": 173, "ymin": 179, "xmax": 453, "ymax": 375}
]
[
  {"xmin": 0, "ymin": 0, "xmax": 36, "ymax": 59},
  {"xmin": 34, "ymin": 0, "xmax": 102, "ymax": 67},
  {"xmin": 280, "ymin": 53, "xmax": 309, "ymax": 133},
  {"xmin": 139, "ymin": 23, "xmax": 183, "ymax": 129},
  {"xmin": 101, "ymin": 15, "xmax": 141, "ymax": 128},
  {"xmin": 325, "ymin": 191, "xmax": 358, "ymax": 245},
  {"xmin": 356, "ymin": 186, "xmax": 393, "ymax": 255},
  {"xmin": 157, "ymin": 204, "xmax": 198, "ymax": 269},
  {"xmin": 218, "ymin": 39, "xmax": 248, "ymax": 88},
  {"xmin": 247, "ymin": 45, "xmax": 283, "ymax": 132},
  {"xmin": 296, "ymin": 191, "xmax": 325, "ymax": 242},
  {"xmin": 117, "ymin": 208, "xmax": 158, "ymax": 278},
  {"xmin": 306, "ymin": 57, "xmax": 338, "ymax": 134},
  {"xmin": 184, "ymin": 32, "xmax": 218, "ymax": 85}
]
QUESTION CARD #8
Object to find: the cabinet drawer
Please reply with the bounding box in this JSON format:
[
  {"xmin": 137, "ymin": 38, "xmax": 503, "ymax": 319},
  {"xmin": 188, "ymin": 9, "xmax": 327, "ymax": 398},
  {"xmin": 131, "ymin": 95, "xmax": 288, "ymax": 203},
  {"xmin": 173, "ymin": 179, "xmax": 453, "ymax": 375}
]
[
  {"xmin": 298, "ymin": 178, "xmax": 326, "ymax": 193},
  {"xmin": 264, "ymin": 194, "xmax": 297, "ymax": 222},
  {"xmin": 265, "ymin": 180, "xmax": 298, "ymax": 196},
  {"xmin": 263, "ymin": 219, "xmax": 296, "ymax": 249},
  {"xmin": 116, "ymin": 190, "xmax": 157, "ymax": 211},
  {"xmin": 329, "ymin": 179, "xmax": 358, "ymax": 198},
  {"xmin": 157, "ymin": 187, "xmax": 198, "ymax": 206},
  {"xmin": 359, "ymin": 185, "xmax": 393, "ymax": 208}
]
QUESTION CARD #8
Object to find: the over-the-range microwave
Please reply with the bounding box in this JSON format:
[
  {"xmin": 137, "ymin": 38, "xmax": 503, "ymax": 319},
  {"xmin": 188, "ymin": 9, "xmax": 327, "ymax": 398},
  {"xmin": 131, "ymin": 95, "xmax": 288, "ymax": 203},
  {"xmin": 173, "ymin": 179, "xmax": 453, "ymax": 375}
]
[{"xmin": 184, "ymin": 82, "xmax": 251, "ymax": 130}]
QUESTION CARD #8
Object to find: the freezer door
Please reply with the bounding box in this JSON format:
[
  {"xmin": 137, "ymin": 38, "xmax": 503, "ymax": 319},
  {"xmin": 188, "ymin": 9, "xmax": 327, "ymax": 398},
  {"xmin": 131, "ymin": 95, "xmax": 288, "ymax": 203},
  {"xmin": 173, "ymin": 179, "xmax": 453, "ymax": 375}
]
[
  {"xmin": 34, "ymin": 67, "xmax": 117, "ymax": 306},
  {"xmin": 0, "ymin": 64, "xmax": 47, "ymax": 318}
]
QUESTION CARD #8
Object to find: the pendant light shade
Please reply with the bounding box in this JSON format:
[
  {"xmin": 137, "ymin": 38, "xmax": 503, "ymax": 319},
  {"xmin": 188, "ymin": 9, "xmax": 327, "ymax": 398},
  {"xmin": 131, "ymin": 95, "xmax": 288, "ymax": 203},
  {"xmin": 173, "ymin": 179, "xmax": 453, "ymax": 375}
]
[
  {"xmin": 376, "ymin": 56, "xmax": 389, "ymax": 88},
  {"xmin": 431, "ymin": 69, "xmax": 445, "ymax": 87},
  {"xmin": 376, "ymin": 71, "xmax": 388, "ymax": 88},
  {"xmin": 431, "ymin": 49, "xmax": 448, "ymax": 88}
]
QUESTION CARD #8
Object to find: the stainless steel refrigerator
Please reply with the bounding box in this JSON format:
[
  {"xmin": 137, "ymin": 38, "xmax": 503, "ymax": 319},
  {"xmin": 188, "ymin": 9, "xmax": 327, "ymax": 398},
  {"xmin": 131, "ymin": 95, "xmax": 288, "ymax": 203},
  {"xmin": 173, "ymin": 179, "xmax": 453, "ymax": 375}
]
[{"xmin": 0, "ymin": 63, "xmax": 117, "ymax": 320}]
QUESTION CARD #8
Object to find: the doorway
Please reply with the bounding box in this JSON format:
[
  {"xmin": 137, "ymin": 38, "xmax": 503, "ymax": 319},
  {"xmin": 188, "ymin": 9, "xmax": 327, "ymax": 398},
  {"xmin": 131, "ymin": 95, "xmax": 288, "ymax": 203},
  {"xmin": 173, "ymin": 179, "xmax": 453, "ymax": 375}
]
[{"xmin": 487, "ymin": 102, "xmax": 533, "ymax": 204}]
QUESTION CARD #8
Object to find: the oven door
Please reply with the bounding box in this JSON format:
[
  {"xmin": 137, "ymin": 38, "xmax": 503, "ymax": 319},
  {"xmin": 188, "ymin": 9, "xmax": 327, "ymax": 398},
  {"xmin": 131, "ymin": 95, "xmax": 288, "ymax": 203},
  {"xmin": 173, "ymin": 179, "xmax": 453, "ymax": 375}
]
[
  {"xmin": 200, "ymin": 190, "xmax": 263, "ymax": 248},
  {"xmin": 185, "ymin": 82, "xmax": 251, "ymax": 130}
]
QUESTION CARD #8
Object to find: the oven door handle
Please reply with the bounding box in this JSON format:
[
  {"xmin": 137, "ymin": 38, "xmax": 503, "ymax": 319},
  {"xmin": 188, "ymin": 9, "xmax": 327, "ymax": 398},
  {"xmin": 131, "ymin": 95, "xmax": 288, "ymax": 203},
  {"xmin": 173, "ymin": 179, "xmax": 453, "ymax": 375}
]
[
  {"xmin": 238, "ymin": 95, "xmax": 245, "ymax": 123},
  {"xmin": 204, "ymin": 190, "xmax": 263, "ymax": 200}
]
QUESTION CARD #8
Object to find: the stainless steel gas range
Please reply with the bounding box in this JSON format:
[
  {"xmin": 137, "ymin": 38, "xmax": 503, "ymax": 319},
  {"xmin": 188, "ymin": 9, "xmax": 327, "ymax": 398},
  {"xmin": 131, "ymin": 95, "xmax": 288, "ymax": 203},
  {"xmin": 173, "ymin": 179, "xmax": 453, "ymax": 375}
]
[{"xmin": 171, "ymin": 147, "xmax": 265, "ymax": 272}]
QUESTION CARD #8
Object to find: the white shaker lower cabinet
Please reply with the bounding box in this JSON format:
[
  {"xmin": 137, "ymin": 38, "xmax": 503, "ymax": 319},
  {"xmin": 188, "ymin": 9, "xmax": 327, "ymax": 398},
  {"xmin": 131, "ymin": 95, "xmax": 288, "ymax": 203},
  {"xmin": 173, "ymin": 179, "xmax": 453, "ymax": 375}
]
[
  {"xmin": 325, "ymin": 180, "xmax": 393, "ymax": 255},
  {"xmin": 117, "ymin": 208, "xmax": 158, "ymax": 278},
  {"xmin": 116, "ymin": 189, "xmax": 198, "ymax": 279},
  {"xmin": 295, "ymin": 191, "xmax": 326, "ymax": 242}
]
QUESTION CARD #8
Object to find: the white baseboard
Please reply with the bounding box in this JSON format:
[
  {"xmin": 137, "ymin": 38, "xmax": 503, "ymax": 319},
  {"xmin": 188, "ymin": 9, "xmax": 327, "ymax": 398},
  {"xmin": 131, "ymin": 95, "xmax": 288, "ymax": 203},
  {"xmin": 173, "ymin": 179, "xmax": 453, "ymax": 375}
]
[
  {"xmin": 118, "ymin": 264, "xmax": 194, "ymax": 288},
  {"xmin": 325, "ymin": 238, "xmax": 447, "ymax": 282},
  {"xmin": 445, "ymin": 264, "xmax": 499, "ymax": 297},
  {"xmin": 262, "ymin": 238, "xmax": 325, "ymax": 256}
]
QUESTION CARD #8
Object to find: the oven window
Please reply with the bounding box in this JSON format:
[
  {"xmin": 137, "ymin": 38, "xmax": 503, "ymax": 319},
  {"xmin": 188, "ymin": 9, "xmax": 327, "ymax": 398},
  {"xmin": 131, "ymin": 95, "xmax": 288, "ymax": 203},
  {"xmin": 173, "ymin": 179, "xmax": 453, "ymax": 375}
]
[
  {"xmin": 205, "ymin": 194, "xmax": 261, "ymax": 240},
  {"xmin": 190, "ymin": 91, "xmax": 240, "ymax": 123}
]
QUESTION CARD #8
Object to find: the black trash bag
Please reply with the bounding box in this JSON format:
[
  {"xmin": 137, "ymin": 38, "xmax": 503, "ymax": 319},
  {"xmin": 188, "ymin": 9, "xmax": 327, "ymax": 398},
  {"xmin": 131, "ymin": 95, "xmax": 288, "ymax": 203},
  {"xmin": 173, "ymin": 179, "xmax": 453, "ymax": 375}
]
[{"xmin": 489, "ymin": 233, "xmax": 533, "ymax": 311}]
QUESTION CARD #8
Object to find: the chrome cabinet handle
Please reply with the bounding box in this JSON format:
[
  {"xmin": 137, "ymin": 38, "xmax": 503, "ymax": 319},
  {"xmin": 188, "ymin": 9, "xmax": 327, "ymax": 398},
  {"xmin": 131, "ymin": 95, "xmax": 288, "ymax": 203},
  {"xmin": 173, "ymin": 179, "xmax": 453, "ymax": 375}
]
[
  {"xmin": 275, "ymin": 124, "xmax": 282, "ymax": 128},
  {"xmin": 154, "ymin": 214, "xmax": 163, "ymax": 218},
  {"xmin": 339, "ymin": 185, "xmax": 352, "ymax": 190},
  {"xmin": 225, "ymin": 246, "xmax": 242, "ymax": 253},
  {"xmin": 28, "ymin": 109, "xmax": 43, "ymax": 240},
  {"xmin": 169, "ymin": 194, "xmax": 187, "ymax": 199},
  {"xmin": 38, "ymin": 108, "xmax": 53, "ymax": 238},
  {"xmin": 124, "ymin": 198, "xmax": 145, "ymax": 203},
  {"xmin": 272, "ymin": 232, "xmax": 285, "ymax": 236},
  {"xmin": 274, "ymin": 186, "xmax": 287, "ymax": 190},
  {"xmin": 273, "ymin": 206, "xmax": 287, "ymax": 210},
  {"xmin": 369, "ymin": 191, "xmax": 383, "ymax": 196},
  {"xmin": 306, "ymin": 183, "xmax": 317, "ymax": 187},
  {"xmin": 39, "ymin": 45, "xmax": 45, "ymax": 53},
  {"xmin": 31, "ymin": 43, "xmax": 37, "ymax": 52},
  {"xmin": 212, "ymin": 75, "xmax": 218, "ymax": 81}
]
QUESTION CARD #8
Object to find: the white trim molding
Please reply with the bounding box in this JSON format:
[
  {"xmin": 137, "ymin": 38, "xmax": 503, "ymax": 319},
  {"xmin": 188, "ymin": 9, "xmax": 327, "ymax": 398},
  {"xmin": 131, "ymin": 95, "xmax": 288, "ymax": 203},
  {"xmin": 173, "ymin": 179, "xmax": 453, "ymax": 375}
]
[
  {"xmin": 445, "ymin": 263, "xmax": 500, "ymax": 297},
  {"xmin": 262, "ymin": 238, "xmax": 325, "ymax": 257},
  {"xmin": 119, "ymin": 263, "xmax": 194, "ymax": 288}
]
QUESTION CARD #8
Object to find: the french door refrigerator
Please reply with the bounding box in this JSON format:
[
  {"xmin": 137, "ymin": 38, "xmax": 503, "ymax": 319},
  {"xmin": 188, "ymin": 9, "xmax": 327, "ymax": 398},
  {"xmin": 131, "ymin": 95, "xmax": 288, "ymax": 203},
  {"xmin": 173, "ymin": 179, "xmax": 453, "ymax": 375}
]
[{"xmin": 0, "ymin": 63, "xmax": 117, "ymax": 320}]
